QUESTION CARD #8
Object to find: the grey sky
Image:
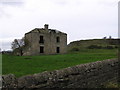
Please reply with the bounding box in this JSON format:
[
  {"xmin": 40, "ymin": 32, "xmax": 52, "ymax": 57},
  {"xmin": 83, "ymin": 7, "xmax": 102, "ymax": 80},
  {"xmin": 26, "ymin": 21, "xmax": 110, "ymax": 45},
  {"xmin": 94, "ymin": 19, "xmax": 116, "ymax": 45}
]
[{"xmin": 0, "ymin": 0, "xmax": 119, "ymax": 51}]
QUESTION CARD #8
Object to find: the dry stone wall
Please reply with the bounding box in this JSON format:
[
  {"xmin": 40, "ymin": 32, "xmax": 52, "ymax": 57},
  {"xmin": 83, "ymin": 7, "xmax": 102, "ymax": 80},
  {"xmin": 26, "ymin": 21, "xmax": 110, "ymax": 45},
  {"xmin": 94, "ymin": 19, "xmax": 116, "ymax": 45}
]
[{"xmin": 2, "ymin": 59, "xmax": 119, "ymax": 89}]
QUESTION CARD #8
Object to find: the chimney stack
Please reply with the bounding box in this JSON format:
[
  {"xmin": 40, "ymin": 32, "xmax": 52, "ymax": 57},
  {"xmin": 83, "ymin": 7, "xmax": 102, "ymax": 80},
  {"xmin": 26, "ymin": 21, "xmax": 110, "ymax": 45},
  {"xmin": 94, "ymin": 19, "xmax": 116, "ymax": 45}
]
[{"xmin": 44, "ymin": 24, "xmax": 49, "ymax": 29}]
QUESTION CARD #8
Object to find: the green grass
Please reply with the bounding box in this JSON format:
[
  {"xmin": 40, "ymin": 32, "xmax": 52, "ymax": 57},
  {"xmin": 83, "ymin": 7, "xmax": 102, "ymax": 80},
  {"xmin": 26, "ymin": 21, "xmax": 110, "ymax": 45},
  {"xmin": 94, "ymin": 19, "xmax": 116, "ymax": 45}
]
[{"xmin": 2, "ymin": 49, "xmax": 118, "ymax": 77}]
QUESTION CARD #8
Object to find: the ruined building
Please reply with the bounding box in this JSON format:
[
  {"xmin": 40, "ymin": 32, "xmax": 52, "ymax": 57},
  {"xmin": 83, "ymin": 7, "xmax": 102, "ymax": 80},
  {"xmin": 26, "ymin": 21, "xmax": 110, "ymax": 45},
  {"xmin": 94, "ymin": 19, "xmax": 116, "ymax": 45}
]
[{"xmin": 23, "ymin": 24, "xmax": 67, "ymax": 55}]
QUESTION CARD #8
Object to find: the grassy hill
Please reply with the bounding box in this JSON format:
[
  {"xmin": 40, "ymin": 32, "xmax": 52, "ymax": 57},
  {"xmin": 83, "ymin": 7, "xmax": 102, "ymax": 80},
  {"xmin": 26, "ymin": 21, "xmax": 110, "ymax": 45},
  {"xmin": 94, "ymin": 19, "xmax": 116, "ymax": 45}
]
[
  {"xmin": 68, "ymin": 39, "xmax": 119, "ymax": 51},
  {"xmin": 2, "ymin": 38, "xmax": 119, "ymax": 77}
]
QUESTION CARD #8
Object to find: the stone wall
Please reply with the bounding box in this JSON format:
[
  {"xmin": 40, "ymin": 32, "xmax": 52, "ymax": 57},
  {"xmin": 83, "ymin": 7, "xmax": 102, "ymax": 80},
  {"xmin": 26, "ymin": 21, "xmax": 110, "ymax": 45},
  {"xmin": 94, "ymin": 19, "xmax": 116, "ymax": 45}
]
[{"xmin": 2, "ymin": 59, "xmax": 119, "ymax": 88}]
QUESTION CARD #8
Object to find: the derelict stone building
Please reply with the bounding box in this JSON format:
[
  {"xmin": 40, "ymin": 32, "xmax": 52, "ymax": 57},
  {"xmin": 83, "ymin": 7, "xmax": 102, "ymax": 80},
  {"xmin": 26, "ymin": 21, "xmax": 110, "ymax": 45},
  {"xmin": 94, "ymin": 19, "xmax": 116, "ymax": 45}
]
[{"xmin": 23, "ymin": 24, "xmax": 67, "ymax": 55}]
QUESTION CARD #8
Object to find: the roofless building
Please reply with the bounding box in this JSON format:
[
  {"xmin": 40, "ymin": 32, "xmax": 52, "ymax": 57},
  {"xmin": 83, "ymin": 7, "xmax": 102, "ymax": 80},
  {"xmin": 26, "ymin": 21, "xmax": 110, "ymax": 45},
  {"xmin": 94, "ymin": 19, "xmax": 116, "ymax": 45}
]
[{"xmin": 23, "ymin": 24, "xmax": 67, "ymax": 55}]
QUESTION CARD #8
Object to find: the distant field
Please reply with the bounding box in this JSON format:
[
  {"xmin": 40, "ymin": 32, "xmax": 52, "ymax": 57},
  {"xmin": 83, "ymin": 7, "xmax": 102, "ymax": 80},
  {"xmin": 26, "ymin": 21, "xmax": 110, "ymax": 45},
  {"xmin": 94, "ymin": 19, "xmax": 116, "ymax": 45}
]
[{"xmin": 2, "ymin": 49, "xmax": 118, "ymax": 77}]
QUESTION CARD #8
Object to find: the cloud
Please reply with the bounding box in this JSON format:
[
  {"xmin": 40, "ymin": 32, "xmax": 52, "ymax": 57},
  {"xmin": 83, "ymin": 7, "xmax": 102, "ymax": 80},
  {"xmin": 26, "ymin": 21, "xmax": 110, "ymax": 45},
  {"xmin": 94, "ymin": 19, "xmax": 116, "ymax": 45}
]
[
  {"xmin": 0, "ymin": 0, "xmax": 118, "ymax": 50},
  {"xmin": 0, "ymin": 0, "xmax": 25, "ymax": 18},
  {"xmin": 0, "ymin": 0, "xmax": 24, "ymax": 6}
]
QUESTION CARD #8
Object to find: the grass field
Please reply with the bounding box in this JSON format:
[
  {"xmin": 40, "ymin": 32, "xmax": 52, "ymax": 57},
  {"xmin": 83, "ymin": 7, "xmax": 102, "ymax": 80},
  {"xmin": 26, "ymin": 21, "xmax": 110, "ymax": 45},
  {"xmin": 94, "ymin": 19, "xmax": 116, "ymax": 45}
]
[{"xmin": 2, "ymin": 49, "xmax": 118, "ymax": 77}]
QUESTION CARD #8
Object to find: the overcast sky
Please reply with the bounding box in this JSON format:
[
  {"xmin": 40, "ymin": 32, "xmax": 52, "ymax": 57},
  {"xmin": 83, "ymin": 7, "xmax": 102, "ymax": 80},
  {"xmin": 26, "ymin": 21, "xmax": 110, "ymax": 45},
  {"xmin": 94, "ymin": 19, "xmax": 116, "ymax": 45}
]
[{"xmin": 0, "ymin": 0, "xmax": 119, "ymax": 51}]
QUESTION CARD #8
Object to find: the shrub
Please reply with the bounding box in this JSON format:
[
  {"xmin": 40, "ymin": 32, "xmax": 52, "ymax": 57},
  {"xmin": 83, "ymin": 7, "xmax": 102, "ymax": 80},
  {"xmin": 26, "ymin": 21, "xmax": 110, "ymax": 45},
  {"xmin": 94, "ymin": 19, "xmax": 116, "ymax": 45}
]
[
  {"xmin": 115, "ymin": 46, "xmax": 118, "ymax": 48},
  {"xmin": 105, "ymin": 46, "xmax": 114, "ymax": 49},
  {"xmin": 87, "ymin": 45, "xmax": 102, "ymax": 49},
  {"xmin": 71, "ymin": 47, "xmax": 79, "ymax": 51}
]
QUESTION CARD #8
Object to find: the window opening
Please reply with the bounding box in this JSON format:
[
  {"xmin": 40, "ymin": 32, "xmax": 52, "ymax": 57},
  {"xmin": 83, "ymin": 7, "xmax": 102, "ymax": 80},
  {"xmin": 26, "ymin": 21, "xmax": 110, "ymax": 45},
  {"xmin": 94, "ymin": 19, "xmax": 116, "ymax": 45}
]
[
  {"xmin": 56, "ymin": 47, "xmax": 60, "ymax": 53},
  {"xmin": 39, "ymin": 36, "xmax": 44, "ymax": 43},
  {"xmin": 40, "ymin": 46, "xmax": 44, "ymax": 53}
]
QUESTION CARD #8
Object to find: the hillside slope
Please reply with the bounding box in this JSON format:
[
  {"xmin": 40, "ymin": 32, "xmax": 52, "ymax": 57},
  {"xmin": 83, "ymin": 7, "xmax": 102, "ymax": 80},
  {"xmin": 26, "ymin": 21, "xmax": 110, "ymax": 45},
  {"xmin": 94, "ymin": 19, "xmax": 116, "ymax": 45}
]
[{"xmin": 68, "ymin": 39, "xmax": 119, "ymax": 51}]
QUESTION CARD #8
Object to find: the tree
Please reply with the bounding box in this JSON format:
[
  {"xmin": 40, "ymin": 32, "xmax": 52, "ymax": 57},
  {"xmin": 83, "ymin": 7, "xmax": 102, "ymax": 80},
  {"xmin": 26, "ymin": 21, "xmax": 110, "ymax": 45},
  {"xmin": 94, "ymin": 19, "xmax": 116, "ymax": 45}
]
[{"xmin": 11, "ymin": 37, "xmax": 25, "ymax": 56}]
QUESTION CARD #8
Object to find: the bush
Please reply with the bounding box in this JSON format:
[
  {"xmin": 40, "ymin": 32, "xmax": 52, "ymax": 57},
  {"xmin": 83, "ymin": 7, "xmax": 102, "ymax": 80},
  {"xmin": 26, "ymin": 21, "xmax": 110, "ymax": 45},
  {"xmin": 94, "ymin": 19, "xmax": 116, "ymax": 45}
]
[
  {"xmin": 87, "ymin": 45, "xmax": 116, "ymax": 49},
  {"xmin": 87, "ymin": 45, "xmax": 102, "ymax": 49},
  {"xmin": 105, "ymin": 46, "xmax": 114, "ymax": 49},
  {"xmin": 71, "ymin": 47, "xmax": 79, "ymax": 51},
  {"xmin": 115, "ymin": 46, "xmax": 118, "ymax": 48}
]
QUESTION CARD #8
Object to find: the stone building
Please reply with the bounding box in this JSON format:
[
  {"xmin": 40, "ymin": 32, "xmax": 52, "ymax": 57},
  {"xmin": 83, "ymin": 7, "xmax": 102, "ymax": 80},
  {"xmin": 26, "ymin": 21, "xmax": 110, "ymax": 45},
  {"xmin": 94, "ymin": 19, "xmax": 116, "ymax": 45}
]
[{"xmin": 23, "ymin": 24, "xmax": 67, "ymax": 55}]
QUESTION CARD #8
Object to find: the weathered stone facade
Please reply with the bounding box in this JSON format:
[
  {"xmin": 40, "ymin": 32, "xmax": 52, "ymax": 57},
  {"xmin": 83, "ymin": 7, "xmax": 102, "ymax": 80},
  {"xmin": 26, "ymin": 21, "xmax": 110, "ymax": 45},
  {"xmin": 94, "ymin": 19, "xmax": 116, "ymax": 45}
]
[{"xmin": 23, "ymin": 24, "xmax": 67, "ymax": 55}]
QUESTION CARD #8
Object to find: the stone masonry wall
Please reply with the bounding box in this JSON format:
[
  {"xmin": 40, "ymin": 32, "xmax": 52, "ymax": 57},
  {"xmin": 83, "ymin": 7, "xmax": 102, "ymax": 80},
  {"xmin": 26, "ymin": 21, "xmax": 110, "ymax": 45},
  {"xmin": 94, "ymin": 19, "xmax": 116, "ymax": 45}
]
[
  {"xmin": 2, "ymin": 59, "xmax": 118, "ymax": 88},
  {"xmin": 24, "ymin": 28, "xmax": 67, "ymax": 56}
]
